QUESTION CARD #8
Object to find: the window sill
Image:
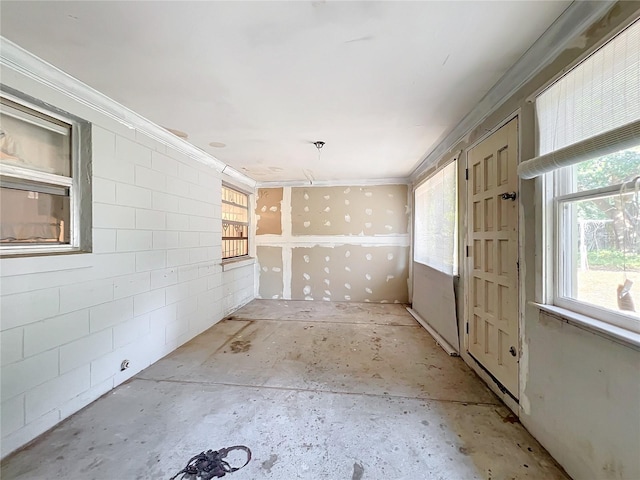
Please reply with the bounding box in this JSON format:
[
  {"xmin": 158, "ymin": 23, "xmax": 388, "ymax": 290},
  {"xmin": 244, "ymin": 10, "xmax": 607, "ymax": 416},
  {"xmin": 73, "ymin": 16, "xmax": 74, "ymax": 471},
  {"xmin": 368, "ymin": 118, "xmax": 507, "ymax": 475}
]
[
  {"xmin": 221, "ymin": 257, "xmax": 255, "ymax": 272},
  {"xmin": 0, "ymin": 246, "xmax": 85, "ymax": 257},
  {"xmin": 531, "ymin": 302, "xmax": 640, "ymax": 350}
]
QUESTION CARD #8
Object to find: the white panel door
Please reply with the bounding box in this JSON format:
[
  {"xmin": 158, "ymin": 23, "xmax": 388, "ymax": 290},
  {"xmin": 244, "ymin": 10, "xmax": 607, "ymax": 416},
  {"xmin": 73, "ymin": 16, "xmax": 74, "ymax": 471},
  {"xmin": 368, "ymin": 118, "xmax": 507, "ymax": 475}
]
[{"xmin": 467, "ymin": 118, "xmax": 519, "ymax": 397}]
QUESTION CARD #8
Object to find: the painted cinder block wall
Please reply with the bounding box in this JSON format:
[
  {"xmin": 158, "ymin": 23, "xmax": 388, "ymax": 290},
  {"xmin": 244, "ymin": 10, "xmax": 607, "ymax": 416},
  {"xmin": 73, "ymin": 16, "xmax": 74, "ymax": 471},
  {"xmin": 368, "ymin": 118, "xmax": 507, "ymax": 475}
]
[
  {"xmin": 0, "ymin": 60, "xmax": 254, "ymax": 457},
  {"xmin": 255, "ymin": 185, "xmax": 410, "ymax": 303}
]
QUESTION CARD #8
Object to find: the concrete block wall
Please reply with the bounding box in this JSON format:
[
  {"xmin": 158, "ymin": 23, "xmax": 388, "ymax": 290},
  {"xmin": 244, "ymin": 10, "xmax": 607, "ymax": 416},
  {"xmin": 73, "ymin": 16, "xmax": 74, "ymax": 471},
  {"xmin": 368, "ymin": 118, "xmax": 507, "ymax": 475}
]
[{"xmin": 0, "ymin": 67, "xmax": 254, "ymax": 457}]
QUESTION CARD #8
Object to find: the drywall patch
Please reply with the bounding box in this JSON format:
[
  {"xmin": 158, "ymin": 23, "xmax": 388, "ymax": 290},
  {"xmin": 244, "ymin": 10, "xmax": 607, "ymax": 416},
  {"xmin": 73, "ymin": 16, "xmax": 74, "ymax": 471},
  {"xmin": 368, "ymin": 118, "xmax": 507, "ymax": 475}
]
[
  {"xmin": 291, "ymin": 245, "xmax": 409, "ymax": 302},
  {"xmin": 257, "ymin": 246, "xmax": 284, "ymax": 299},
  {"xmin": 291, "ymin": 185, "xmax": 408, "ymax": 235},
  {"xmin": 256, "ymin": 188, "xmax": 283, "ymax": 235}
]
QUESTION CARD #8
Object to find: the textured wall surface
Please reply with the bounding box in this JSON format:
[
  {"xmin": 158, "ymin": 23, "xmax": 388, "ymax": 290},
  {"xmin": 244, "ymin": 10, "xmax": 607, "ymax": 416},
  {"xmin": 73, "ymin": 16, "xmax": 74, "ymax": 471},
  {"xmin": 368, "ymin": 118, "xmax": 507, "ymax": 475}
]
[
  {"xmin": 256, "ymin": 184, "xmax": 410, "ymax": 303},
  {"xmin": 291, "ymin": 185, "xmax": 408, "ymax": 236},
  {"xmin": 291, "ymin": 245, "xmax": 408, "ymax": 302},
  {"xmin": 256, "ymin": 187, "xmax": 283, "ymax": 235},
  {"xmin": 257, "ymin": 246, "xmax": 284, "ymax": 299},
  {"xmin": 0, "ymin": 63, "xmax": 254, "ymax": 457}
]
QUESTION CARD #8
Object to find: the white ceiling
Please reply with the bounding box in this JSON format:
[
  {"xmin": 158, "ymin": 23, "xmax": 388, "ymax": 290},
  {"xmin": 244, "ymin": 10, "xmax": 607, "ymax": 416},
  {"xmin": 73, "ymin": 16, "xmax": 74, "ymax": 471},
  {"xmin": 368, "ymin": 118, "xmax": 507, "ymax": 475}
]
[{"xmin": 0, "ymin": 1, "xmax": 571, "ymax": 183}]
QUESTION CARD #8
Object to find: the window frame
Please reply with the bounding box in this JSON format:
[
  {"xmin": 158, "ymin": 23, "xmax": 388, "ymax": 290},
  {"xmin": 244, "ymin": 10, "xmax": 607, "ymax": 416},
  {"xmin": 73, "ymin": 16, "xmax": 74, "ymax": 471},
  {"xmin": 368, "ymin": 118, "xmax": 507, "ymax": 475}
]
[
  {"xmin": 221, "ymin": 184, "xmax": 250, "ymax": 261},
  {"xmin": 413, "ymin": 157, "xmax": 459, "ymax": 276},
  {"xmin": 552, "ymin": 168, "xmax": 640, "ymax": 333},
  {"xmin": 533, "ymin": 16, "xmax": 640, "ymax": 336},
  {"xmin": 0, "ymin": 93, "xmax": 87, "ymax": 256}
]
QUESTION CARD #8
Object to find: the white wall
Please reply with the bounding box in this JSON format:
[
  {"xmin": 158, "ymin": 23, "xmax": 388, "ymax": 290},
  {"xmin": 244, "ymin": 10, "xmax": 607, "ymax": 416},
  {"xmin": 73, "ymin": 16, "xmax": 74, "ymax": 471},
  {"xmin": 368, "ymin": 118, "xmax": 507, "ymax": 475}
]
[
  {"xmin": 521, "ymin": 311, "xmax": 640, "ymax": 480},
  {"xmin": 0, "ymin": 60, "xmax": 254, "ymax": 458},
  {"xmin": 408, "ymin": 4, "xmax": 640, "ymax": 479}
]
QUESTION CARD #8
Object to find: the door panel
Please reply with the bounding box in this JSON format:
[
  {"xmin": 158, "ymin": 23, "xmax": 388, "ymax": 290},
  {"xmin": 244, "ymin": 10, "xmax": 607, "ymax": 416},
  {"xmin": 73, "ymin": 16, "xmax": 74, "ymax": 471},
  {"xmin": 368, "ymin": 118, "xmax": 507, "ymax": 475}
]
[{"xmin": 467, "ymin": 118, "xmax": 519, "ymax": 397}]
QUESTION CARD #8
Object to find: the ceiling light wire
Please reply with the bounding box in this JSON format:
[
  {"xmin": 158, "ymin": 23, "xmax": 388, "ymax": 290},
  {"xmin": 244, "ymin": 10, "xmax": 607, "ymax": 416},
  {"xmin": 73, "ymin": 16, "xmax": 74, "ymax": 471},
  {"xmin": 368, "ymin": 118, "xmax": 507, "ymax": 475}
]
[{"xmin": 314, "ymin": 141, "xmax": 325, "ymax": 162}]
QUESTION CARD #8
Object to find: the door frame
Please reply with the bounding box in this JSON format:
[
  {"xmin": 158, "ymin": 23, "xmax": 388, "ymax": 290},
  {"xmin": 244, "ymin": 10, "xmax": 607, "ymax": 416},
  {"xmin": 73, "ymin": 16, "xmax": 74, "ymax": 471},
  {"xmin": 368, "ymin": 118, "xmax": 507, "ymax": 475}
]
[{"xmin": 462, "ymin": 111, "xmax": 523, "ymax": 403}]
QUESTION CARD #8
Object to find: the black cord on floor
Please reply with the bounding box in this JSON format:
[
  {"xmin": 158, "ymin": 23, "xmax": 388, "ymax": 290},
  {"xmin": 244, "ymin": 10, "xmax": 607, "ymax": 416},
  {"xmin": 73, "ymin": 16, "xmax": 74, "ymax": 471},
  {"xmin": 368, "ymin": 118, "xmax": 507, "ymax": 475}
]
[{"xmin": 169, "ymin": 446, "xmax": 252, "ymax": 479}]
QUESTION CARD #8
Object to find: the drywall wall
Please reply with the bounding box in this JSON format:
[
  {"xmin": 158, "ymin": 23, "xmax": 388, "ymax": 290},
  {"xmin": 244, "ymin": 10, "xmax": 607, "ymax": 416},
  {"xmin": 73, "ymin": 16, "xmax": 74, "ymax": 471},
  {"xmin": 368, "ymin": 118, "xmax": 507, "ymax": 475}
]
[
  {"xmin": 256, "ymin": 187, "xmax": 283, "ymax": 235},
  {"xmin": 412, "ymin": 263, "xmax": 459, "ymax": 352},
  {"xmin": 0, "ymin": 60, "xmax": 255, "ymax": 457},
  {"xmin": 411, "ymin": 3, "xmax": 640, "ymax": 478},
  {"xmin": 257, "ymin": 245, "xmax": 284, "ymax": 299},
  {"xmin": 256, "ymin": 185, "xmax": 410, "ymax": 302},
  {"xmin": 291, "ymin": 185, "xmax": 407, "ymax": 236},
  {"xmin": 291, "ymin": 245, "xmax": 408, "ymax": 302}
]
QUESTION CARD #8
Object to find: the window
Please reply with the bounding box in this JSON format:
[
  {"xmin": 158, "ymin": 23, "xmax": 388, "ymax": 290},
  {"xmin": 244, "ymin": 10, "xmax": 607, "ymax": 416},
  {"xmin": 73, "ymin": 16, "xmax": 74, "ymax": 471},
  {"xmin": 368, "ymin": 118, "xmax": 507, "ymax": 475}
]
[
  {"xmin": 554, "ymin": 147, "xmax": 640, "ymax": 332},
  {"xmin": 0, "ymin": 95, "xmax": 86, "ymax": 254},
  {"xmin": 222, "ymin": 185, "xmax": 249, "ymax": 259},
  {"xmin": 414, "ymin": 161, "xmax": 458, "ymax": 275},
  {"xmin": 520, "ymin": 18, "xmax": 640, "ymax": 333}
]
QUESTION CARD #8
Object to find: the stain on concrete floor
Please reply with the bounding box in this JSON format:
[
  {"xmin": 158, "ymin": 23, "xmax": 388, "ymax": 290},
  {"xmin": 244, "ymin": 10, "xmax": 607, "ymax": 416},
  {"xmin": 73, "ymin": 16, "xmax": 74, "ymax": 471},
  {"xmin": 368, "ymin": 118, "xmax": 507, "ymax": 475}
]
[{"xmin": 0, "ymin": 300, "xmax": 569, "ymax": 480}]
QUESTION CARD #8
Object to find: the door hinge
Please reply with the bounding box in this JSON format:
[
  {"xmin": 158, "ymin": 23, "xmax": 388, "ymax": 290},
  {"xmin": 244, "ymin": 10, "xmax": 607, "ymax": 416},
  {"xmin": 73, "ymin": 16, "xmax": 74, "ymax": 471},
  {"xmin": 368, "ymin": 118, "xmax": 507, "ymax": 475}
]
[
  {"xmin": 516, "ymin": 260, "xmax": 520, "ymax": 271},
  {"xmin": 466, "ymin": 245, "xmax": 470, "ymax": 257},
  {"xmin": 465, "ymin": 168, "xmax": 469, "ymax": 180},
  {"xmin": 466, "ymin": 322, "xmax": 469, "ymax": 334}
]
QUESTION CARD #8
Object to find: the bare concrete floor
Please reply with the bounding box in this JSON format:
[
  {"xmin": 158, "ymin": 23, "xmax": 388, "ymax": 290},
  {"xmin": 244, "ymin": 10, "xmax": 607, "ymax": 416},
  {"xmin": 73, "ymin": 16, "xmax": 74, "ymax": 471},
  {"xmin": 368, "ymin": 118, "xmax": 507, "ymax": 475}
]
[{"xmin": 1, "ymin": 300, "xmax": 569, "ymax": 479}]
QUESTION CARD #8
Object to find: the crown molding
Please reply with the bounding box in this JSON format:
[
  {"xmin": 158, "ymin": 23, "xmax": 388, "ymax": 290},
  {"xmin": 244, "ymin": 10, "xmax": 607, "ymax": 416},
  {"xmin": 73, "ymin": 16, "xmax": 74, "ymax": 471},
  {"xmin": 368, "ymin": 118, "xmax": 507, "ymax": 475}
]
[
  {"xmin": 409, "ymin": 1, "xmax": 616, "ymax": 182},
  {"xmin": 0, "ymin": 37, "xmax": 257, "ymax": 188},
  {"xmin": 256, "ymin": 177, "xmax": 410, "ymax": 188}
]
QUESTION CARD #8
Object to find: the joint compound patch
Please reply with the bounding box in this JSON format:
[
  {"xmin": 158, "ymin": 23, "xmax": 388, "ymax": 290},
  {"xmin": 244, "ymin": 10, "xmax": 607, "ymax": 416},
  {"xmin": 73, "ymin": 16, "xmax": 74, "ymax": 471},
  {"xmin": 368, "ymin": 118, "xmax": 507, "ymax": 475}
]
[{"xmin": 291, "ymin": 184, "xmax": 408, "ymax": 236}]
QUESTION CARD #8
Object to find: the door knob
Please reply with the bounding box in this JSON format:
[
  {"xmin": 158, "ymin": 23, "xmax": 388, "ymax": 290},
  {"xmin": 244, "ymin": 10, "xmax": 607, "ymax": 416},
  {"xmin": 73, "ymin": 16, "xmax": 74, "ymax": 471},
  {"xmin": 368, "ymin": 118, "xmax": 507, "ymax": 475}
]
[
  {"xmin": 501, "ymin": 192, "xmax": 517, "ymax": 201},
  {"xmin": 509, "ymin": 346, "xmax": 517, "ymax": 357}
]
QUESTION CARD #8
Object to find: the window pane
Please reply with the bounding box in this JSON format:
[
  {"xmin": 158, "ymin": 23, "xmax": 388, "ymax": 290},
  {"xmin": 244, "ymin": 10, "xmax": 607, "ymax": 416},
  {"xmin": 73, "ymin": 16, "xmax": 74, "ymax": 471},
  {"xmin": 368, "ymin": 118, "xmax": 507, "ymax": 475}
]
[
  {"xmin": 567, "ymin": 145, "xmax": 640, "ymax": 193},
  {"xmin": 560, "ymin": 191, "xmax": 639, "ymax": 318},
  {"xmin": 221, "ymin": 186, "xmax": 249, "ymax": 259},
  {"xmin": 414, "ymin": 162, "xmax": 458, "ymax": 274},
  {"xmin": 0, "ymin": 101, "xmax": 71, "ymax": 177},
  {"xmin": 0, "ymin": 186, "xmax": 71, "ymax": 244}
]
